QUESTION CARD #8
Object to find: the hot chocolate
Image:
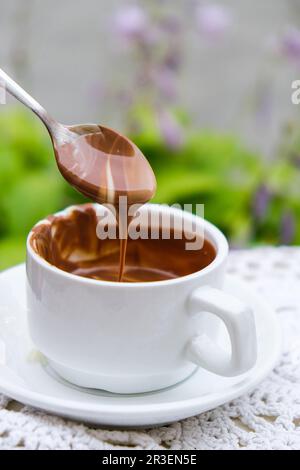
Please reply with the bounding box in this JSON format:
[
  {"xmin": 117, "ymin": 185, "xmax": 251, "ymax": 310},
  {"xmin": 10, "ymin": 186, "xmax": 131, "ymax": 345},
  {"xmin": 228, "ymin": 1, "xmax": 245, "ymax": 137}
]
[{"xmin": 30, "ymin": 205, "xmax": 216, "ymax": 283}]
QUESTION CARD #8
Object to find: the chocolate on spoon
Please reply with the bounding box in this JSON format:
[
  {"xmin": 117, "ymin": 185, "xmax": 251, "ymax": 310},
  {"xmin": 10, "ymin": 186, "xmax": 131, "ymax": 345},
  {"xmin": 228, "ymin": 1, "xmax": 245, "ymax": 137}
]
[{"xmin": 55, "ymin": 124, "xmax": 156, "ymax": 207}]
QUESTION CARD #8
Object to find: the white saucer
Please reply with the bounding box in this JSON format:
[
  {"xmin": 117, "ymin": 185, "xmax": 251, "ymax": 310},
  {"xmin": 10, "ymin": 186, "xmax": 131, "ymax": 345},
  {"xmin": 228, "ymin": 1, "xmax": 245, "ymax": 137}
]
[{"xmin": 0, "ymin": 264, "xmax": 281, "ymax": 428}]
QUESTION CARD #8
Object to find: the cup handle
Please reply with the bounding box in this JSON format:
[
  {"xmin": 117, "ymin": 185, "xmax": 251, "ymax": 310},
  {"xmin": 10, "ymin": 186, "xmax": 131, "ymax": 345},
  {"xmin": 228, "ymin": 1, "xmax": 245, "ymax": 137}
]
[{"xmin": 186, "ymin": 286, "xmax": 257, "ymax": 377}]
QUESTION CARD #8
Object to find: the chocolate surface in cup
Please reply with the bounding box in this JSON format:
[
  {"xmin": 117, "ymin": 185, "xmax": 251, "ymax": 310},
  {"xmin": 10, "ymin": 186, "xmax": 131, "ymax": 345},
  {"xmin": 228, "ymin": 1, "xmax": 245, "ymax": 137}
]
[
  {"xmin": 30, "ymin": 205, "xmax": 216, "ymax": 283},
  {"xmin": 53, "ymin": 126, "xmax": 156, "ymax": 281}
]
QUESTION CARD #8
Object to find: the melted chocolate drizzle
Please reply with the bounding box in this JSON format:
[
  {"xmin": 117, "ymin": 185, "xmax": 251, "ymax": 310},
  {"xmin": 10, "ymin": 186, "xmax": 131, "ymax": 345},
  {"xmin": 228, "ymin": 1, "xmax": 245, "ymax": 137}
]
[{"xmin": 53, "ymin": 126, "xmax": 156, "ymax": 280}]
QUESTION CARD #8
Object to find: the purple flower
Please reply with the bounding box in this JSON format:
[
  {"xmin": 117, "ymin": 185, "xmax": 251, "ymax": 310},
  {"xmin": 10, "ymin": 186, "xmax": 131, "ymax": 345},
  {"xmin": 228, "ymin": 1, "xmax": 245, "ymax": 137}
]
[
  {"xmin": 280, "ymin": 211, "xmax": 295, "ymax": 245},
  {"xmin": 154, "ymin": 68, "xmax": 177, "ymax": 100},
  {"xmin": 196, "ymin": 4, "xmax": 231, "ymax": 38},
  {"xmin": 113, "ymin": 6, "xmax": 147, "ymax": 42},
  {"xmin": 163, "ymin": 48, "xmax": 181, "ymax": 72},
  {"xmin": 281, "ymin": 27, "xmax": 300, "ymax": 61},
  {"xmin": 160, "ymin": 15, "xmax": 181, "ymax": 35},
  {"xmin": 157, "ymin": 110, "xmax": 184, "ymax": 150},
  {"xmin": 253, "ymin": 184, "xmax": 271, "ymax": 221}
]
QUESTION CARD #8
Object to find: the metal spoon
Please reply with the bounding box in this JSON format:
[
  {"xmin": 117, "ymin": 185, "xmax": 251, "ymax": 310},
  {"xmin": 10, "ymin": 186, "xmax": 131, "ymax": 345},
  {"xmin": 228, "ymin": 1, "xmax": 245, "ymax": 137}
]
[{"xmin": 0, "ymin": 67, "xmax": 100, "ymax": 145}]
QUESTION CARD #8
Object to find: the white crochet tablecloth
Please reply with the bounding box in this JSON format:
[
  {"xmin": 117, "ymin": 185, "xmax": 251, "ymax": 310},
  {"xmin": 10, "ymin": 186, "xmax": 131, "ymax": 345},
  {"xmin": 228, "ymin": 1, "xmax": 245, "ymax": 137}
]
[{"xmin": 1, "ymin": 247, "xmax": 300, "ymax": 450}]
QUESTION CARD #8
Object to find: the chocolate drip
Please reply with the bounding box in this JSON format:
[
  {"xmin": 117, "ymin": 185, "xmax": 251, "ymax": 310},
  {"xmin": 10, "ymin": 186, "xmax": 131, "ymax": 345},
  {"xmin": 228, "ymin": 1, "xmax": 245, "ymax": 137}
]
[{"xmin": 53, "ymin": 125, "xmax": 156, "ymax": 281}]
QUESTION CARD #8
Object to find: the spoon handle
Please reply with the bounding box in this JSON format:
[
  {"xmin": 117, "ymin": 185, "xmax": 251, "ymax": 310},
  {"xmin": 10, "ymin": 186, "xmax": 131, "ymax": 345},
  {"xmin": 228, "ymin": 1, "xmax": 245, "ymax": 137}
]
[{"xmin": 0, "ymin": 67, "xmax": 58, "ymax": 135}]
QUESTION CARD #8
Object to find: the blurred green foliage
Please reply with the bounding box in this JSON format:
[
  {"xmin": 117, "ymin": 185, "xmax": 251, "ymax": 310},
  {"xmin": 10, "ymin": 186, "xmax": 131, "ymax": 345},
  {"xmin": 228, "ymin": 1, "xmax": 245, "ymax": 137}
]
[{"xmin": 0, "ymin": 107, "xmax": 299, "ymax": 271}]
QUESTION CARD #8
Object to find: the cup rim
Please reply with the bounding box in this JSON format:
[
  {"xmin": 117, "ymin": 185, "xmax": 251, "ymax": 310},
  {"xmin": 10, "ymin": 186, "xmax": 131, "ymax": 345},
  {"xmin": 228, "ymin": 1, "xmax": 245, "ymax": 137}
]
[{"xmin": 26, "ymin": 203, "xmax": 228, "ymax": 288}]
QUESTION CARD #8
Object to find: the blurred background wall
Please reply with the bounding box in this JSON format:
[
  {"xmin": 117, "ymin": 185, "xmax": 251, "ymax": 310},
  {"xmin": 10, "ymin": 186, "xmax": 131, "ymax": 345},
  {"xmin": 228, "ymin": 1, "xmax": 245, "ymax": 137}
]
[{"xmin": 0, "ymin": 0, "xmax": 299, "ymax": 156}]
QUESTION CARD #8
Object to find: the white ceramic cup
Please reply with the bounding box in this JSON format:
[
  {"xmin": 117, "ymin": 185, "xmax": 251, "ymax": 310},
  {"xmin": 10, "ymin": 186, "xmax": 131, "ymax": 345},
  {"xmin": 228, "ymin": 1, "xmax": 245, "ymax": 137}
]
[{"xmin": 26, "ymin": 204, "xmax": 257, "ymax": 394}]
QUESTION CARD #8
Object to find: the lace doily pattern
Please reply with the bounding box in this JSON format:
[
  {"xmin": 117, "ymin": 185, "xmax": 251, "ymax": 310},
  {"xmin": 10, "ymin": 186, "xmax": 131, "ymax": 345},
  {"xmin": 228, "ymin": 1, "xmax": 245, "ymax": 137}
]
[{"xmin": 1, "ymin": 247, "xmax": 300, "ymax": 450}]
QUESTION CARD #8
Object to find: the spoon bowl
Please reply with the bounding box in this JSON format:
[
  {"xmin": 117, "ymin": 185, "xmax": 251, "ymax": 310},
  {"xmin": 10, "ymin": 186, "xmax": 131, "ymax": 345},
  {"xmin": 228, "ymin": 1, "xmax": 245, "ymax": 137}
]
[{"xmin": 54, "ymin": 124, "xmax": 156, "ymax": 206}]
